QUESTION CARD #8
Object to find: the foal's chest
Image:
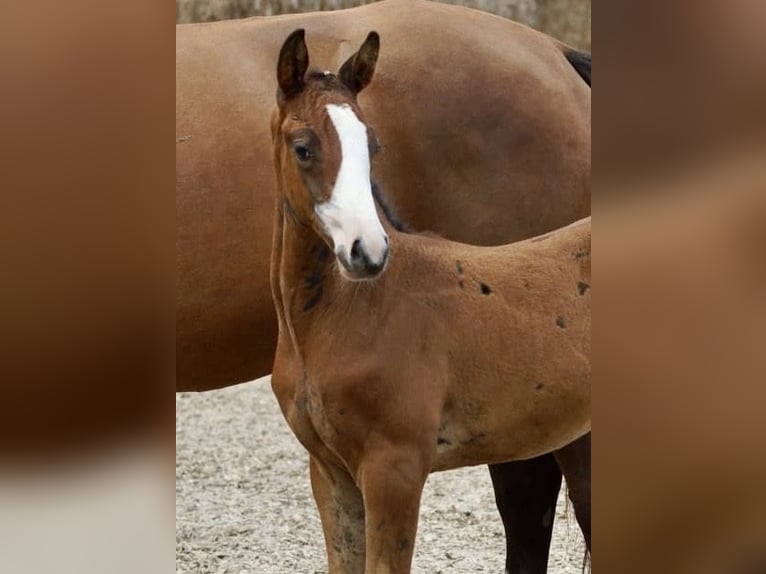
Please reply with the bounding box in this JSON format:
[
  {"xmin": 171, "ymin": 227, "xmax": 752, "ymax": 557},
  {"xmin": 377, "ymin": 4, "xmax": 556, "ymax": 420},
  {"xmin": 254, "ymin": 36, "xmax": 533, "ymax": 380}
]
[{"xmin": 272, "ymin": 354, "xmax": 363, "ymax": 467}]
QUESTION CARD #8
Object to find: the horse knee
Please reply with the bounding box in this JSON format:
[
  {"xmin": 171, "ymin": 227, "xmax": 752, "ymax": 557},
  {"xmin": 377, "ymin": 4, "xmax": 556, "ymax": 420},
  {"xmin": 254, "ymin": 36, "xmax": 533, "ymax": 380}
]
[{"xmin": 356, "ymin": 450, "xmax": 429, "ymax": 572}]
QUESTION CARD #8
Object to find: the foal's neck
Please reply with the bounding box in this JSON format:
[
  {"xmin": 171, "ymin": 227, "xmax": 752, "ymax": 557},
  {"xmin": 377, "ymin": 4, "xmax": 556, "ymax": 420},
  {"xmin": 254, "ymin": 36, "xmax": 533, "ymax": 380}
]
[{"xmin": 271, "ymin": 199, "xmax": 339, "ymax": 336}]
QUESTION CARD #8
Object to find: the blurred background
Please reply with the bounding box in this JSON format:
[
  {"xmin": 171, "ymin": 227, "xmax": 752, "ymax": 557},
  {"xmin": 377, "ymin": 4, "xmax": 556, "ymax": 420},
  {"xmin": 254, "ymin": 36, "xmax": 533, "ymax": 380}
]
[{"xmin": 176, "ymin": 0, "xmax": 591, "ymax": 50}]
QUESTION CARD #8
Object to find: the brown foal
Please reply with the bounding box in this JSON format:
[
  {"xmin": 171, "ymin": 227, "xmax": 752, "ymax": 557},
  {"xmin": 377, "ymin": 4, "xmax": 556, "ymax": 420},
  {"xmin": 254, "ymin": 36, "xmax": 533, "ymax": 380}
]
[
  {"xmin": 269, "ymin": 30, "xmax": 591, "ymax": 573},
  {"xmin": 178, "ymin": 5, "xmax": 592, "ymax": 571}
]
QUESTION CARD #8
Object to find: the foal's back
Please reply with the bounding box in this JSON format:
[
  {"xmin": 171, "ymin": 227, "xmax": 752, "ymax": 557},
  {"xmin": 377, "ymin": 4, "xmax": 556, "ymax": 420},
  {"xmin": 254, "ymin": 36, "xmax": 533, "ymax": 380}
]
[{"xmin": 386, "ymin": 217, "xmax": 591, "ymax": 336}]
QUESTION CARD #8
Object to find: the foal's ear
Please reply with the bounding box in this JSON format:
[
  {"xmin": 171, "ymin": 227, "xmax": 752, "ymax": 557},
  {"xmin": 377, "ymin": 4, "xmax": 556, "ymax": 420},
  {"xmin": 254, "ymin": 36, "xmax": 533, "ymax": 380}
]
[
  {"xmin": 338, "ymin": 31, "xmax": 379, "ymax": 95},
  {"xmin": 277, "ymin": 28, "xmax": 309, "ymax": 100}
]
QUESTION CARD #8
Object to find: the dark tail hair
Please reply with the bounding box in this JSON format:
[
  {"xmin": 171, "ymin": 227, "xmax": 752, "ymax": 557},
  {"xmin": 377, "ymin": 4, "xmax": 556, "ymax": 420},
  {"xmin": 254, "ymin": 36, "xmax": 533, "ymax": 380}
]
[{"xmin": 565, "ymin": 49, "xmax": 591, "ymax": 87}]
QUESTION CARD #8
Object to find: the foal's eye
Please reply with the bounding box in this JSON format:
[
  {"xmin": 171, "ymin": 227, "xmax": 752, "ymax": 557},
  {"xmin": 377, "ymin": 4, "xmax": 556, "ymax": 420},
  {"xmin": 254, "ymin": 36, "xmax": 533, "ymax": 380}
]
[{"xmin": 293, "ymin": 144, "xmax": 312, "ymax": 163}]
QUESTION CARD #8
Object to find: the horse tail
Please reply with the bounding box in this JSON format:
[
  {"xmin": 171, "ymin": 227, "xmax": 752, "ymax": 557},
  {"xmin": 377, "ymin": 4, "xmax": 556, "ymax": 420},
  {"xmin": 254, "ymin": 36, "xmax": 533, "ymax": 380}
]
[{"xmin": 564, "ymin": 49, "xmax": 591, "ymax": 87}]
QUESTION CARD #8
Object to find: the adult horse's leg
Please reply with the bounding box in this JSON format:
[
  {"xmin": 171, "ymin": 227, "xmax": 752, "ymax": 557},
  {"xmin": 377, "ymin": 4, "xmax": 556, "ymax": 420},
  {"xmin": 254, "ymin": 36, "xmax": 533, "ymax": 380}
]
[
  {"xmin": 553, "ymin": 433, "xmax": 592, "ymax": 551},
  {"xmin": 489, "ymin": 456, "xmax": 562, "ymax": 574},
  {"xmin": 310, "ymin": 456, "xmax": 367, "ymax": 573}
]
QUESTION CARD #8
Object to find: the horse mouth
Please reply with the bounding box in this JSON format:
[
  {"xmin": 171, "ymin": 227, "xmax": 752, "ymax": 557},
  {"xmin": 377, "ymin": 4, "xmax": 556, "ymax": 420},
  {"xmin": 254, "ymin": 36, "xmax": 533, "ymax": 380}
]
[{"xmin": 337, "ymin": 250, "xmax": 389, "ymax": 281}]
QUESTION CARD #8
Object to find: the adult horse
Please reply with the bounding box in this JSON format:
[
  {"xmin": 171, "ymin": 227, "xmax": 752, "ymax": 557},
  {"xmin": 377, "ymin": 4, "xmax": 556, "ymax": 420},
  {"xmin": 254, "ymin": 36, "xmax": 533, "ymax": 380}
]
[{"xmin": 176, "ymin": 0, "xmax": 591, "ymax": 571}]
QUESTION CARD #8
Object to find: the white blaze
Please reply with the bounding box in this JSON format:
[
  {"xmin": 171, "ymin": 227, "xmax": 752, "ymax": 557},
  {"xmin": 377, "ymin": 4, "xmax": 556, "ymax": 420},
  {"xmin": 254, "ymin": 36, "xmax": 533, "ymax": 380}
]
[{"xmin": 316, "ymin": 104, "xmax": 388, "ymax": 266}]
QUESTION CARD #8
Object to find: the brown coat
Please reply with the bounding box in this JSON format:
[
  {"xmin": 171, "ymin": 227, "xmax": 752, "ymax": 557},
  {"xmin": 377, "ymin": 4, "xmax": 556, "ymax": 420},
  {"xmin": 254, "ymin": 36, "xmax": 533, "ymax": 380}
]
[{"xmin": 272, "ymin": 217, "xmax": 591, "ymax": 477}]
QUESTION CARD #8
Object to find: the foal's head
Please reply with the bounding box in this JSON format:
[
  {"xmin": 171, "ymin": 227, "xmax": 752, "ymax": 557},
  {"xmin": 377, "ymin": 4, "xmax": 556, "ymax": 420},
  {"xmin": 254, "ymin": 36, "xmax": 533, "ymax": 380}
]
[{"xmin": 272, "ymin": 29, "xmax": 388, "ymax": 281}]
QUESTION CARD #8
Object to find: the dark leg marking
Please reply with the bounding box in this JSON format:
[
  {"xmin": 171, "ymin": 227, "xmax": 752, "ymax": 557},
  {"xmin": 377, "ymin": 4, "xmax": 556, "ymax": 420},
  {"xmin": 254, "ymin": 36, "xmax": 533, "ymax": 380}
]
[
  {"xmin": 556, "ymin": 316, "xmax": 566, "ymax": 328},
  {"xmin": 480, "ymin": 283, "xmax": 492, "ymax": 295},
  {"xmin": 577, "ymin": 281, "xmax": 590, "ymax": 295}
]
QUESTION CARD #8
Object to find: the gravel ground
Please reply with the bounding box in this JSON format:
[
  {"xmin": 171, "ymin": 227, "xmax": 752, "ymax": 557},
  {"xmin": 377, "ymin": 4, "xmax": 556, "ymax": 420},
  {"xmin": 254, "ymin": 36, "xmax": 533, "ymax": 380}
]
[{"xmin": 176, "ymin": 377, "xmax": 586, "ymax": 573}]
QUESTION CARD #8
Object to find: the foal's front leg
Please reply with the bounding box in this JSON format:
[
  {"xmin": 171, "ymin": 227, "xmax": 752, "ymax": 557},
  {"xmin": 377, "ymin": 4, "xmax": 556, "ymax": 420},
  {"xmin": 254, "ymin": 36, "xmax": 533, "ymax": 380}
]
[
  {"xmin": 358, "ymin": 448, "xmax": 429, "ymax": 574},
  {"xmin": 310, "ymin": 456, "xmax": 367, "ymax": 573}
]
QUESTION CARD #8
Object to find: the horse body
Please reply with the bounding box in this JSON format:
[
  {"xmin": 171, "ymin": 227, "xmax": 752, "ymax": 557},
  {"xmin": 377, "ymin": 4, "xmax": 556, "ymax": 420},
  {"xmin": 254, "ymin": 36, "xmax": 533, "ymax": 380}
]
[
  {"xmin": 273, "ymin": 220, "xmax": 591, "ymax": 475},
  {"xmin": 269, "ymin": 30, "xmax": 590, "ymax": 573}
]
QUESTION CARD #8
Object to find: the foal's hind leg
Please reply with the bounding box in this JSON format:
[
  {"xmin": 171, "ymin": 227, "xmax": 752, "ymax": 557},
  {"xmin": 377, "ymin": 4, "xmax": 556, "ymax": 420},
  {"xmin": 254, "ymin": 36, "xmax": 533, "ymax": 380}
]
[
  {"xmin": 489, "ymin": 456, "xmax": 562, "ymax": 574},
  {"xmin": 553, "ymin": 432, "xmax": 591, "ymax": 551},
  {"xmin": 358, "ymin": 449, "xmax": 429, "ymax": 574},
  {"xmin": 310, "ymin": 456, "xmax": 366, "ymax": 573}
]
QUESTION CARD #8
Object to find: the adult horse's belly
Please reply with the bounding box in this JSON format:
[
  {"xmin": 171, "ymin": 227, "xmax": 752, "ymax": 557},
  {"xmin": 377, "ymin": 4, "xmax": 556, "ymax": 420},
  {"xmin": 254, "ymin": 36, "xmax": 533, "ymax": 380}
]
[{"xmin": 176, "ymin": 0, "xmax": 590, "ymax": 391}]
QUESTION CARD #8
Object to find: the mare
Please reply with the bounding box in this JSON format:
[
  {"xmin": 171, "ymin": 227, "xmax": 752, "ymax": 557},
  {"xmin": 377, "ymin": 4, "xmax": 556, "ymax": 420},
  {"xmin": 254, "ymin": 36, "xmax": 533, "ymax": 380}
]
[
  {"xmin": 176, "ymin": 1, "xmax": 591, "ymax": 571},
  {"xmin": 268, "ymin": 28, "xmax": 591, "ymax": 573}
]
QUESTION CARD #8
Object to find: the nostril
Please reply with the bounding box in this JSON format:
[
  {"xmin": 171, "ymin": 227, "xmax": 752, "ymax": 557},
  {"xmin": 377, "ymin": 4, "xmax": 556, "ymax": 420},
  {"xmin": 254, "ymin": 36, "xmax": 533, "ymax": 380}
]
[{"xmin": 350, "ymin": 239, "xmax": 363, "ymax": 262}]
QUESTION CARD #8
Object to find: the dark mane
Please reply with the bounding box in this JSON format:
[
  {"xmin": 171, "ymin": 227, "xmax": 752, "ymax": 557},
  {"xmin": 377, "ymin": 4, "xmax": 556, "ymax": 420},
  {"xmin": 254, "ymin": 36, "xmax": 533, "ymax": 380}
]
[
  {"xmin": 565, "ymin": 49, "xmax": 591, "ymax": 87},
  {"xmin": 371, "ymin": 181, "xmax": 410, "ymax": 233}
]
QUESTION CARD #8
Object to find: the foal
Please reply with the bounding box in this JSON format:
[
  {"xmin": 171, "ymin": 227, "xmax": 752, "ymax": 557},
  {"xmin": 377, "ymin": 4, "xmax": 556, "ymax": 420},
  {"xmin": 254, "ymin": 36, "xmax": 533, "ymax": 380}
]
[{"xmin": 269, "ymin": 29, "xmax": 591, "ymax": 573}]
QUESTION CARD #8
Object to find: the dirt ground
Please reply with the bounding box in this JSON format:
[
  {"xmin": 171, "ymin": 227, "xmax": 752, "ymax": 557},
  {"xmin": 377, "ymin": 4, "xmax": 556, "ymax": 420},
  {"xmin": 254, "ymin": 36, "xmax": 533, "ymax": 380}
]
[{"xmin": 176, "ymin": 377, "xmax": 586, "ymax": 573}]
